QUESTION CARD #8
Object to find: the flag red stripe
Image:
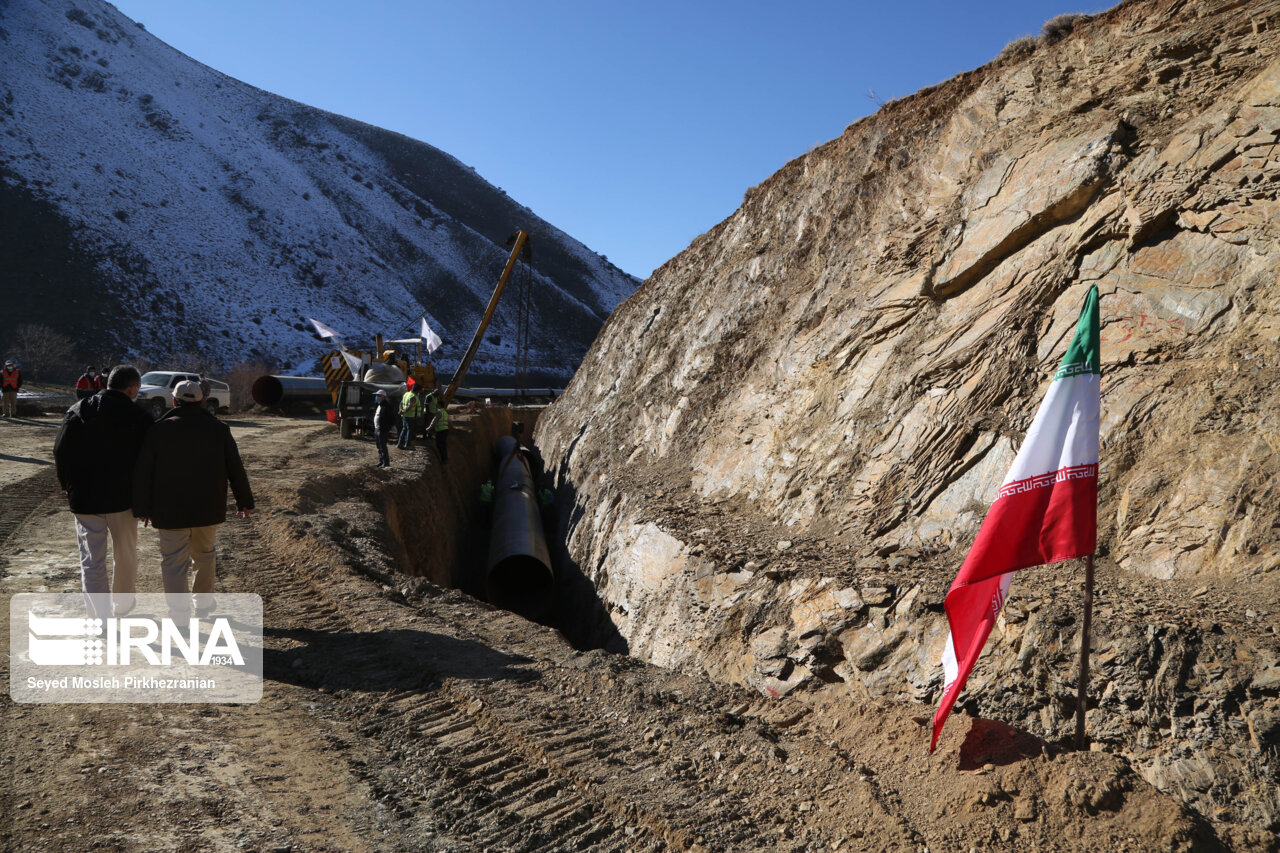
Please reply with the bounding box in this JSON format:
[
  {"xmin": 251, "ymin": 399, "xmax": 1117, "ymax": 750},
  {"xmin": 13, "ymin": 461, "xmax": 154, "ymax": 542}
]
[
  {"xmin": 956, "ymin": 470, "xmax": 1096, "ymax": 590},
  {"xmin": 930, "ymin": 571, "xmax": 1007, "ymax": 752},
  {"xmin": 929, "ymin": 470, "xmax": 1096, "ymax": 752}
]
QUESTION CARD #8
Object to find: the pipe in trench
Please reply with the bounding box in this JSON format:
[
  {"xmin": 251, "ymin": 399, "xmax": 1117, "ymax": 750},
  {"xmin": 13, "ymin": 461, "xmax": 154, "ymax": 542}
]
[
  {"xmin": 251, "ymin": 375, "xmax": 332, "ymax": 407},
  {"xmin": 486, "ymin": 435, "xmax": 554, "ymax": 618}
]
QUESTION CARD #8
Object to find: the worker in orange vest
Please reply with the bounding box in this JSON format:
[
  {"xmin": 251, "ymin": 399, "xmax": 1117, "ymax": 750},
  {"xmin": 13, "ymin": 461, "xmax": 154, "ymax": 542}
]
[
  {"xmin": 75, "ymin": 366, "xmax": 98, "ymax": 401},
  {"xmin": 1, "ymin": 359, "xmax": 21, "ymax": 418}
]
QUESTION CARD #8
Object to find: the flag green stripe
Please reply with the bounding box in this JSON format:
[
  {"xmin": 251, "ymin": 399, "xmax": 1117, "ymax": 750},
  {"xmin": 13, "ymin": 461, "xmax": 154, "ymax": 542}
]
[{"xmin": 1055, "ymin": 285, "xmax": 1101, "ymax": 379}]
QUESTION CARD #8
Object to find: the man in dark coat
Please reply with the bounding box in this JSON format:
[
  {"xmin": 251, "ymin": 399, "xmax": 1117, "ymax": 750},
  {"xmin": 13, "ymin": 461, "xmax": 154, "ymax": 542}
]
[
  {"xmin": 53, "ymin": 365, "xmax": 153, "ymax": 620},
  {"xmin": 133, "ymin": 380, "xmax": 254, "ymax": 617}
]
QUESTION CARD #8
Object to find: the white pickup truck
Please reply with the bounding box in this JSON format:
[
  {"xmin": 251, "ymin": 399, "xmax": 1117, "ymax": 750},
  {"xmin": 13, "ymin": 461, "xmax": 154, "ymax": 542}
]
[{"xmin": 136, "ymin": 371, "xmax": 229, "ymax": 418}]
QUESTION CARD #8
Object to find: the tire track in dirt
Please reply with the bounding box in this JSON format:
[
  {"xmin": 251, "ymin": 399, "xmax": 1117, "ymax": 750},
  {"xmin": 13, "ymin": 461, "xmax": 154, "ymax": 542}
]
[
  {"xmin": 220, "ymin": 516, "xmax": 694, "ymax": 851},
  {"xmin": 0, "ymin": 468, "xmax": 60, "ymax": 576}
]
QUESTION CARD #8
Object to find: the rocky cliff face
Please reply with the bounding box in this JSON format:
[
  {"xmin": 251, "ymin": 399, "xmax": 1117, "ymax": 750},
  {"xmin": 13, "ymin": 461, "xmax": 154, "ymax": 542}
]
[{"xmin": 538, "ymin": 0, "xmax": 1280, "ymax": 836}]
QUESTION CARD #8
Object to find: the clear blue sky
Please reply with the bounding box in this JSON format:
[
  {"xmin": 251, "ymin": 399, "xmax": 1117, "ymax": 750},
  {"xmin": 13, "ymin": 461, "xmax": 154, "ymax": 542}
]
[{"xmin": 110, "ymin": 0, "xmax": 1112, "ymax": 280}]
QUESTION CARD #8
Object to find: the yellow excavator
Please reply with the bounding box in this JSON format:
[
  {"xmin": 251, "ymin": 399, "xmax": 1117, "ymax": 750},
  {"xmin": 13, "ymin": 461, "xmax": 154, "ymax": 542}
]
[{"xmin": 333, "ymin": 230, "xmax": 531, "ymax": 439}]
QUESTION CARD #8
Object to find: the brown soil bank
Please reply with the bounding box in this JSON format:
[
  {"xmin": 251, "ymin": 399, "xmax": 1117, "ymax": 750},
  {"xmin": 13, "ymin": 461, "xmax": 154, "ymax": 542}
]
[{"xmin": 537, "ymin": 0, "xmax": 1280, "ymax": 840}]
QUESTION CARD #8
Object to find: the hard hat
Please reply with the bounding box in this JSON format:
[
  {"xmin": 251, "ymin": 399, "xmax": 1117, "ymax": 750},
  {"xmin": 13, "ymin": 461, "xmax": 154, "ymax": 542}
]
[{"xmin": 375, "ymin": 389, "xmax": 388, "ymax": 398}]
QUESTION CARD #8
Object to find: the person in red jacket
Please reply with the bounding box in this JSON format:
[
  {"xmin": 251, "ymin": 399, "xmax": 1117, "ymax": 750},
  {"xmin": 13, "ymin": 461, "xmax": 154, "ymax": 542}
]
[
  {"xmin": 75, "ymin": 366, "xmax": 98, "ymax": 401},
  {"xmin": 1, "ymin": 359, "xmax": 21, "ymax": 417}
]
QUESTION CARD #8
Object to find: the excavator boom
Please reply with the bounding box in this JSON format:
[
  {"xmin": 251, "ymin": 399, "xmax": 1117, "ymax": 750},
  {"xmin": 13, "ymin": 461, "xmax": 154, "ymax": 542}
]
[{"xmin": 443, "ymin": 230, "xmax": 530, "ymax": 406}]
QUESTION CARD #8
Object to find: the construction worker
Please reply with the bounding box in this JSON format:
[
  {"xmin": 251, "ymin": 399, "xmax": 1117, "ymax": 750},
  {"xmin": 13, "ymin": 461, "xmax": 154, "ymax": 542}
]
[
  {"xmin": 413, "ymin": 384, "xmax": 431, "ymax": 440},
  {"xmin": 397, "ymin": 386, "xmax": 422, "ymax": 449},
  {"xmin": 75, "ymin": 366, "xmax": 98, "ymax": 401},
  {"xmin": 480, "ymin": 479, "xmax": 494, "ymax": 524},
  {"xmin": 373, "ymin": 389, "xmax": 393, "ymax": 468},
  {"xmin": 420, "ymin": 387, "xmax": 439, "ymax": 441},
  {"xmin": 1, "ymin": 359, "xmax": 21, "ymax": 417},
  {"xmin": 538, "ymin": 483, "xmax": 556, "ymax": 540},
  {"xmin": 432, "ymin": 403, "xmax": 450, "ymax": 464}
]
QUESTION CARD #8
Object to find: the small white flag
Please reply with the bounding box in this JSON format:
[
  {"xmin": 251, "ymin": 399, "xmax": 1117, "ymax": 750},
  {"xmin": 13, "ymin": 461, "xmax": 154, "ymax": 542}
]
[
  {"xmin": 308, "ymin": 318, "xmax": 341, "ymax": 340},
  {"xmin": 339, "ymin": 349, "xmax": 363, "ymax": 380},
  {"xmin": 420, "ymin": 317, "xmax": 443, "ymax": 354}
]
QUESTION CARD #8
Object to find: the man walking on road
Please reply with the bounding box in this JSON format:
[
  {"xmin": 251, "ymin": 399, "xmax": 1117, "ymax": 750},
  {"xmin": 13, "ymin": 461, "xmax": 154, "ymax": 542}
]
[
  {"xmin": 133, "ymin": 380, "xmax": 254, "ymax": 617},
  {"xmin": 53, "ymin": 365, "xmax": 153, "ymax": 621},
  {"xmin": 1, "ymin": 359, "xmax": 21, "ymax": 417}
]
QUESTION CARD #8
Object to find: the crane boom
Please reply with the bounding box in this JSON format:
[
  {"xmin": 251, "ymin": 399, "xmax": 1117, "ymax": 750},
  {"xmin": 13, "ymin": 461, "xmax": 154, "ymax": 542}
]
[{"xmin": 443, "ymin": 230, "xmax": 530, "ymax": 407}]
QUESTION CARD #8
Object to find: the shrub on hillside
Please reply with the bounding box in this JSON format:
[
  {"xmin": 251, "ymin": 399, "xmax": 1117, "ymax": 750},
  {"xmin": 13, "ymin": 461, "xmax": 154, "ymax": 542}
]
[
  {"xmin": 1042, "ymin": 13, "xmax": 1086, "ymax": 41},
  {"xmin": 1001, "ymin": 35, "xmax": 1038, "ymax": 60},
  {"xmin": 8, "ymin": 323, "xmax": 77, "ymax": 382}
]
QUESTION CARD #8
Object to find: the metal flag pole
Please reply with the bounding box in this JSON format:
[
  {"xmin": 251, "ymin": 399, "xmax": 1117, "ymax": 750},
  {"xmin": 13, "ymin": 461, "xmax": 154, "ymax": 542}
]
[{"xmin": 1075, "ymin": 553, "xmax": 1095, "ymax": 750}]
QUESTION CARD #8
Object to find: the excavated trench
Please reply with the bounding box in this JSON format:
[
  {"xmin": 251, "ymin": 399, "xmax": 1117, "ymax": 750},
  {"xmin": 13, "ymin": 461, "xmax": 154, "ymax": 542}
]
[{"xmin": 371, "ymin": 404, "xmax": 613, "ymax": 649}]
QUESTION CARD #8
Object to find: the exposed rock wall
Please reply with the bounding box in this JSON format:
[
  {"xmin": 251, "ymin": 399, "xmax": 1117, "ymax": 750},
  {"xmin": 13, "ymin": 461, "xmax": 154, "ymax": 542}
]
[{"xmin": 537, "ymin": 0, "xmax": 1280, "ymax": 834}]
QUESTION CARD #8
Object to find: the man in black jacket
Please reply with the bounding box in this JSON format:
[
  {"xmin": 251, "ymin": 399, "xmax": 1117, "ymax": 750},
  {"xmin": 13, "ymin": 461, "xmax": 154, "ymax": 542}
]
[
  {"xmin": 133, "ymin": 380, "xmax": 254, "ymax": 617},
  {"xmin": 53, "ymin": 365, "xmax": 153, "ymax": 620}
]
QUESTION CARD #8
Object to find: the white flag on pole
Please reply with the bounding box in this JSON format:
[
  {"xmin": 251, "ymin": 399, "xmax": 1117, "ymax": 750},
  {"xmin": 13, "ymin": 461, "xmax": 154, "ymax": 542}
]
[
  {"xmin": 339, "ymin": 349, "xmax": 363, "ymax": 380},
  {"xmin": 420, "ymin": 317, "xmax": 443, "ymax": 354},
  {"xmin": 308, "ymin": 318, "xmax": 342, "ymax": 340}
]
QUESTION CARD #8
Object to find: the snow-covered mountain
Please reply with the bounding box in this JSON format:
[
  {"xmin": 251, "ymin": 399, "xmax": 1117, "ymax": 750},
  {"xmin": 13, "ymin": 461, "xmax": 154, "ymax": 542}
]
[{"xmin": 0, "ymin": 0, "xmax": 638, "ymax": 378}]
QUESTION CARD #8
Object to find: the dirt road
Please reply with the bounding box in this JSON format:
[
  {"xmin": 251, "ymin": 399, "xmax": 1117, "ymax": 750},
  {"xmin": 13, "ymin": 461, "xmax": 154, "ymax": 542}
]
[{"xmin": 0, "ymin": 412, "xmax": 1256, "ymax": 851}]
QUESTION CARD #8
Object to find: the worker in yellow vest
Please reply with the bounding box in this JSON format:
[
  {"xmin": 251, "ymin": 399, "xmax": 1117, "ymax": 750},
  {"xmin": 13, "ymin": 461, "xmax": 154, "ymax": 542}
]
[
  {"xmin": 479, "ymin": 479, "xmax": 494, "ymax": 524},
  {"xmin": 432, "ymin": 405, "xmax": 450, "ymax": 464},
  {"xmin": 397, "ymin": 388, "xmax": 422, "ymax": 449}
]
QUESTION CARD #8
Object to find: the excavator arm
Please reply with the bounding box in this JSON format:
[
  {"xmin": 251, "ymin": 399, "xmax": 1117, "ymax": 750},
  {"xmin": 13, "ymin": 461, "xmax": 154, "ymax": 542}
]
[{"xmin": 442, "ymin": 230, "xmax": 531, "ymax": 407}]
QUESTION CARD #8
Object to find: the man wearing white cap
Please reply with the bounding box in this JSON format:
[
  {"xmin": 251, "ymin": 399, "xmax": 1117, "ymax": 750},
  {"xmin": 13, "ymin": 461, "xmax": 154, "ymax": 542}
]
[
  {"xmin": 133, "ymin": 379, "xmax": 254, "ymax": 616},
  {"xmin": 373, "ymin": 389, "xmax": 393, "ymax": 468}
]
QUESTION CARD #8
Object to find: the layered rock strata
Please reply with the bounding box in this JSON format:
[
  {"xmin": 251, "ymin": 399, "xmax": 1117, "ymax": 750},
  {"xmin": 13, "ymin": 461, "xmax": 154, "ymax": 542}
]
[{"xmin": 538, "ymin": 0, "xmax": 1280, "ymax": 834}]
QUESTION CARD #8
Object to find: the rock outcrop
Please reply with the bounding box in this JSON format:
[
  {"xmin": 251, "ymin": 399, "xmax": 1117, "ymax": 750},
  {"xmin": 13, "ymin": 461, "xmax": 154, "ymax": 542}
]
[{"xmin": 538, "ymin": 0, "xmax": 1280, "ymax": 836}]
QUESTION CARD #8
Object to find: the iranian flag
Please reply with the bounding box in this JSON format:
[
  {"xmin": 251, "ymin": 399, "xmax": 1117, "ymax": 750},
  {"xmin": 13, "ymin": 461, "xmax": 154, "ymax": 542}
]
[{"xmin": 930, "ymin": 285, "xmax": 1100, "ymax": 752}]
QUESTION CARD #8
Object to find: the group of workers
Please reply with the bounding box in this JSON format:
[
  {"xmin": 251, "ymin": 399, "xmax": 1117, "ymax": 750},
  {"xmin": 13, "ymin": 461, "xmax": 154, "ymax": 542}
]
[
  {"xmin": 372, "ymin": 383, "xmax": 449, "ymax": 469},
  {"xmin": 75, "ymin": 366, "xmax": 107, "ymax": 400}
]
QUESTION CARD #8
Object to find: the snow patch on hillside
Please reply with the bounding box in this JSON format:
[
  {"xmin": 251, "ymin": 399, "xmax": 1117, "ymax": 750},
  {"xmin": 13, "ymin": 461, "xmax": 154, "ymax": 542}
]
[{"xmin": 0, "ymin": 0, "xmax": 637, "ymax": 378}]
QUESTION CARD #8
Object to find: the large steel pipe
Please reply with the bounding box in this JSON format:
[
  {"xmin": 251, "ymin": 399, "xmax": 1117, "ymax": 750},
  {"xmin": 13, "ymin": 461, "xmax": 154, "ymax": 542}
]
[
  {"xmin": 486, "ymin": 435, "xmax": 554, "ymax": 618},
  {"xmin": 251, "ymin": 375, "xmax": 331, "ymax": 407}
]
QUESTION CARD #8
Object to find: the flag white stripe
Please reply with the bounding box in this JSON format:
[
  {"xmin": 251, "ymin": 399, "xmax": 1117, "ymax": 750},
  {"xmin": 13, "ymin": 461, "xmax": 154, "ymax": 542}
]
[{"xmin": 1000, "ymin": 373, "xmax": 1099, "ymax": 487}]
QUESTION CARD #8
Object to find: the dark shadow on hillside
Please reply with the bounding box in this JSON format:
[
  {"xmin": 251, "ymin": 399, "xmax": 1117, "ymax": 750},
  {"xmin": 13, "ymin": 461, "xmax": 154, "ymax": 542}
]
[
  {"xmin": 263, "ymin": 626, "xmax": 540, "ymax": 693},
  {"xmin": 545, "ymin": 431, "xmax": 629, "ymax": 655}
]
